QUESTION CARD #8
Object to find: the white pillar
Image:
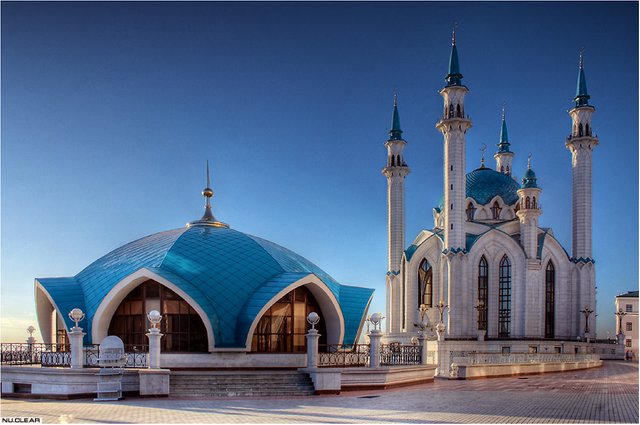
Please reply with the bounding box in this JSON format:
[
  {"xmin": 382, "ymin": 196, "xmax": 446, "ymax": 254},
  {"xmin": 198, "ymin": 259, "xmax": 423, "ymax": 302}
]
[
  {"xmin": 146, "ymin": 328, "xmax": 163, "ymax": 369},
  {"xmin": 369, "ymin": 330, "xmax": 382, "ymax": 368},
  {"xmin": 68, "ymin": 327, "xmax": 85, "ymax": 369},
  {"xmin": 306, "ymin": 329, "xmax": 320, "ymax": 368},
  {"xmin": 418, "ymin": 334, "xmax": 428, "ymax": 365}
]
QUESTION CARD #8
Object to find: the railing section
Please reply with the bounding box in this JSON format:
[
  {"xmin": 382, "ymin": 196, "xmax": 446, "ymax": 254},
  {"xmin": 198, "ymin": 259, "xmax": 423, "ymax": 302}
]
[
  {"xmin": 451, "ymin": 352, "xmax": 601, "ymax": 366},
  {"xmin": 380, "ymin": 343, "xmax": 422, "ymax": 366},
  {"xmin": 1, "ymin": 343, "xmax": 148, "ymax": 368},
  {"xmin": 318, "ymin": 344, "xmax": 370, "ymax": 367}
]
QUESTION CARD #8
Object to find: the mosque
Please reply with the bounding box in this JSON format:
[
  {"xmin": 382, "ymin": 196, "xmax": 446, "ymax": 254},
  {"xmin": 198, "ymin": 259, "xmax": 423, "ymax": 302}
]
[{"xmin": 383, "ymin": 33, "xmax": 598, "ymax": 343}]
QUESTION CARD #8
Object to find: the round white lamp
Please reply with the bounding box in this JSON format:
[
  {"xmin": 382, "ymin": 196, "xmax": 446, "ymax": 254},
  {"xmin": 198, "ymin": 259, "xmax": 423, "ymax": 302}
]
[
  {"xmin": 68, "ymin": 308, "xmax": 85, "ymax": 329},
  {"xmin": 370, "ymin": 312, "xmax": 384, "ymax": 330},
  {"xmin": 147, "ymin": 310, "xmax": 162, "ymax": 330},
  {"xmin": 307, "ymin": 312, "xmax": 320, "ymax": 330}
]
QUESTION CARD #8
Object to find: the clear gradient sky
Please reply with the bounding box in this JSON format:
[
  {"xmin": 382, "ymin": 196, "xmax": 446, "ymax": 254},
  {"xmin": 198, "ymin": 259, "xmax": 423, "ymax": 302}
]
[{"xmin": 2, "ymin": 2, "xmax": 638, "ymax": 342}]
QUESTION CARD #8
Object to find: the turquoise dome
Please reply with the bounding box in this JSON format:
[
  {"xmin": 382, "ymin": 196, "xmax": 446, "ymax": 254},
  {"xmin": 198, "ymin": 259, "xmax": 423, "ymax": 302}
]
[
  {"xmin": 465, "ymin": 167, "xmax": 520, "ymax": 206},
  {"xmin": 522, "ymin": 168, "xmax": 538, "ymax": 189},
  {"xmin": 37, "ymin": 225, "xmax": 373, "ymax": 347}
]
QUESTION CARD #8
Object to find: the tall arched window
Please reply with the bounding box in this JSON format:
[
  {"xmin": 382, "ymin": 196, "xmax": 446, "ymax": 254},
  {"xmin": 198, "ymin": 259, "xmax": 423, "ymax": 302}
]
[
  {"xmin": 456, "ymin": 104, "xmax": 461, "ymax": 117},
  {"xmin": 585, "ymin": 123, "xmax": 590, "ymax": 136},
  {"xmin": 545, "ymin": 261, "xmax": 555, "ymax": 338},
  {"xmin": 466, "ymin": 202, "xmax": 476, "ymax": 221},
  {"xmin": 418, "ymin": 259, "xmax": 433, "ymax": 308},
  {"xmin": 578, "ymin": 123, "xmax": 583, "ymax": 136},
  {"xmin": 251, "ymin": 286, "xmax": 327, "ymax": 352},
  {"xmin": 525, "ymin": 196, "xmax": 531, "ymax": 209},
  {"xmin": 109, "ymin": 280, "xmax": 208, "ymax": 352},
  {"xmin": 491, "ymin": 201, "xmax": 502, "ymax": 220},
  {"xmin": 498, "ymin": 255, "xmax": 511, "ymax": 337},
  {"xmin": 391, "ymin": 155, "xmax": 395, "ymax": 166},
  {"xmin": 506, "ymin": 165, "xmax": 510, "ymax": 175},
  {"xmin": 532, "ymin": 197, "xmax": 537, "ymax": 209},
  {"xmin": 477, "ymin": 256, "xmax": 488, "ymax": 331}
]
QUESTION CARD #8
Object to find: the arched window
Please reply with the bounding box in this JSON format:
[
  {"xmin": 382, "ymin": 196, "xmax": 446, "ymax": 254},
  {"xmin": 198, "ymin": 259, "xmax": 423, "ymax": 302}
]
[
  {"xmin": 491, "ymin": 201, "xmax": 502, "ymax": 220},
  {"xmin": 585, "ymin": 123, "xmax": 590, "ymax": 136},
  {"xmin": 456, "ymin": 104, "xmax": 461, "ymax": 117},
  {"xmin": 498, "ymin": 255, "xmax": 511, "ymax": 337},
  {"xmin": 397, "ymin": 155, "xmax": 401, "ymax": 165},
  {"xmin": 109, "ymin": 280, "xmax": 208, "ymax": 352},
  {"xmin": 578, "ymin": 123, "xmax": 583, "ymax": 137},
  {"xmin": 506, "ymin": 166, "xmax": 510, "ymax": 176},
  {"xmin": 449, "ymin": 104, "xmax": 454, "ymax": 118},
  {"xmin": 477, "ymin": 256, "xmax": 488, "ymax": 331},
  {"xmin": 545, "ymin": 261, "xmax": 555, "ymax": 338},
  {"xmin": 525, "ymin": 196, "xmax": 531, "ymax": 209},
  {"xmin": 251, "ymin": 286, "xmax": 327, "ymax": 352},
  {"xmin": 532, "ymin": 197, "xmax": 537, "ymax": 209},
  {"xmin": 466, "ymin": 202, "xmax": 476, "ymax": 221},
  {"xmin": 418, "ymin": 259, "xmax": 433, "ymax": 308}
]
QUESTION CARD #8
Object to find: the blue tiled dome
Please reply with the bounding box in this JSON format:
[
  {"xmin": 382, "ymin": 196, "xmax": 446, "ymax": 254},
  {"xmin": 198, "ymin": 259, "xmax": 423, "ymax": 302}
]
[
  {"xmin": 522, "ymin": 168, "xmax": 538, "ymax": 188},
  {"xmin": 38, "ymin": 225, "xmax": 373, "ymax": 348},
  {"xmin": 466, "ymin": 167, "xmax": 520, "ymax": 206}
]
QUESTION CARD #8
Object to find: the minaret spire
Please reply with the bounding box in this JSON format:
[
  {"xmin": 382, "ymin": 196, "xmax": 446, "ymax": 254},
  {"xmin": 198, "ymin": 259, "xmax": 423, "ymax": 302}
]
[
  {"xmin": 389, "ymin": 90, "xmax": 403, "ymax": 141},
  {"xmin": 575, "ymin": 48, "xmax": 590, "ymax": 107},
  {"xmin": 445, "ymin": 23, "xmax": 463, "ymax": 87},
  {"xmin": 494, "ymin": 105, "xmax": 514, "ymax": 176},
  {"xmin": 187, "ymin": 161, "xmax": 229, "ymax": 228}
]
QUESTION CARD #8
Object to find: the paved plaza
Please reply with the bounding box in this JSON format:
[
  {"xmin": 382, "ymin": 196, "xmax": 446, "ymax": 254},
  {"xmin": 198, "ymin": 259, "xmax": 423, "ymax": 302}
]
[{"xmin": 1, "ymin": 361, "xmax": 638, "ymax": 424}]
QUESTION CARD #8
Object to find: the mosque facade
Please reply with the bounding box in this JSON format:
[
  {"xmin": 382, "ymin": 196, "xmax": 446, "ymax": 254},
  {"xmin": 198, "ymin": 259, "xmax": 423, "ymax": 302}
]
[{"xmin": 383, "ymin": 34, "xmax": 598, "ymax": 343}]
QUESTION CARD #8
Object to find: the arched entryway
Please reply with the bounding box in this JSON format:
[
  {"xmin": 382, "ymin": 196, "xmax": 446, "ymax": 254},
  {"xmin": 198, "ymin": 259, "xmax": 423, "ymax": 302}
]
[
  {"xmin": 250, "ymin": 286, "xmax": 327, "ymax": 352},
  {"xmin": 108, "ymin": 280, "xmax": 208, "ymax": 352}
]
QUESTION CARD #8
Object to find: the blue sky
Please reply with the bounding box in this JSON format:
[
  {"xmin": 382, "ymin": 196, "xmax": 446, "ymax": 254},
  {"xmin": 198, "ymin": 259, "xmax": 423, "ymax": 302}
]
[{"xmin": 2, "ymin": 2, "xmax": 638, "ymax": 342}]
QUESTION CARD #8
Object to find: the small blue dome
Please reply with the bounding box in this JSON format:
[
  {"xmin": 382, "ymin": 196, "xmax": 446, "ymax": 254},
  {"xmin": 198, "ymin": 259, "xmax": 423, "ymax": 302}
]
[
  {"xmin": 466, "ymin": 167, "xmax": 520, "ymax": 205},
  {"xmin": 522, "ymin": 168, "xmax": 538, "ymax": 188},
  {"xmin": 37, "ymin": 225, "xmax": 373, "ymax": 347}
]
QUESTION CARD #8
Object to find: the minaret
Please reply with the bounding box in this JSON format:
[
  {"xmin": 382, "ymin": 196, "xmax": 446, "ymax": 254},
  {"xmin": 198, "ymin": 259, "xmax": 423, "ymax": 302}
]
[
  {"xmin": 566, "ymin": 49, "xmax": 598, "ymax": 261},
  {"xmin": 494, "ymin": 107, "xmax": 515, "ymax": 176},
  {"xmin": 382, "ymin": 93, "xmax": 409, "ymax": 333},
  {"xmin": 516, "ymin": 156, "xmax": 542, "ymax": 258},
  {"xmin": 187, "ymin": 160, "xmax": 229, "ymax": 228},
  {"xmin": 435, "ymin": 29, "xmax": 472, "ymax": 253}
]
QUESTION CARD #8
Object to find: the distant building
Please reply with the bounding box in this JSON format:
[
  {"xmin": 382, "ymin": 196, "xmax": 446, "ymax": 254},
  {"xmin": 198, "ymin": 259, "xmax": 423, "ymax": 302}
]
[{"xmin": 616, "ymin": 291, "xmax": 639, "ymax": 360}]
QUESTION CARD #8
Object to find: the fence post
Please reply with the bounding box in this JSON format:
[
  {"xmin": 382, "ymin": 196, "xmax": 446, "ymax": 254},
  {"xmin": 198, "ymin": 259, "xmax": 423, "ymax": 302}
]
[
  {"xmin": 68, "ymin": 327, "xmax": 85, "ymax": 369},
  {"xmin": 369, "ymin": 329, "xmax": 381, "ymax": 368},
  {"xmin": 146, "ymin": 310, "xmax": 163, "ymax": 369},
  {"xmin": 418, "ymin": 334, "xmax": 428, "ymax": 365}
]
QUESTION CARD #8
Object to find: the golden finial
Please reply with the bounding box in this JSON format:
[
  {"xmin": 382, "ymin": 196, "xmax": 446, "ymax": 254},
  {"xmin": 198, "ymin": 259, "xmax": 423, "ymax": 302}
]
[
  {"xmin": 528, "ymin": 153, "xmax": 532, "ymax": 169},
  {"xmin": 579, "ymin": 47, "xmax": 584, "ymax": 69},
  {"xmin": 481, "ymin": 143, "xmax": 487, "ymax": 168},
  {"xmin": 203, "ymin": 160, "xmax": 214, "ymax": 199},
  {"xmin": 186, "ymin": 160, "xmax": 229, "ymax": 228}
]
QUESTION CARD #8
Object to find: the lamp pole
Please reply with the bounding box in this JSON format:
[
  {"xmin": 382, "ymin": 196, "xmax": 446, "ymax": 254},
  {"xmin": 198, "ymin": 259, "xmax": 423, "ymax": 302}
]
[
  {"xmin": 615, "ymin": 309, "xmax": 627, "ymax": 334},
  {"xmin": 580, "ymin": 306, "xmax": 594, "ymax": 335}
]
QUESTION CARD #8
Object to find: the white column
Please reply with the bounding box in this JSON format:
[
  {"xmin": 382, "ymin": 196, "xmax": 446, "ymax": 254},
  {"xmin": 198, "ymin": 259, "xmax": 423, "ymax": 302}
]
[
  {"xmin": 369, "ymin": 330, "xmax": 382, "ymax": 368},
  {"xmin": 418, "ymin": 334, "xmax": 428, "ymax": 365},
  {"xmin": 68, "ymin": 327, "xmax": 86, "ymax": 369},
  {"xmin": 146, "ymin": 328, "xmax": 163, "ymax": 369},
  {"xmin": 306, "ymin": 329, "xmax": 320, "ymax": 368}
]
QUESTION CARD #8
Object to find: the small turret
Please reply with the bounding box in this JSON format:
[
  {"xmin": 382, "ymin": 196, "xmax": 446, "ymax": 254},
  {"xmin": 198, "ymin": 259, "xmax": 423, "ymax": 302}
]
[
  {"xmin": 516, "ymin": 155, "xmax": 542, "ymax": 259},
  {"xmin": 494, "ymin": 106, "xmax": 515, "ymax": 176}
]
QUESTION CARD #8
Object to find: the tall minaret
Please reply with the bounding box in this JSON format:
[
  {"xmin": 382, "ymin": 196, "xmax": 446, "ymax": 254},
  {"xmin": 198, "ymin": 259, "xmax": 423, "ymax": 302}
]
[
  {"xmin": 516, "ymin": 156, "xmax": 542, "ymax": 259},
  {"xmin": 566, "ymin": 50, "xmax": 598, "ymax": 261},
  {"xmin": 494, "ymin": 107, "xmax": 515, "ymax": 176},
  {"xmin": 382, "ymin": 94, "xmax": 409, "ymax": 333},
  {"xmin": 435, "ymin": 29, "xmax": 472, "ymax": 252}
]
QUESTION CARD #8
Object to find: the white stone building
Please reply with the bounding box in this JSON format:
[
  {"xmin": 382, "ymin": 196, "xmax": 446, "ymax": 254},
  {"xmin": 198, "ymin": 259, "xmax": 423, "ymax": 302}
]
[
  {"xmin": 383, "ymin": 34, "xmax": 598, "ymax": 343},
  {"xmin": 615, "ymin": 291, "xmax": 638, "ymax": 360}
]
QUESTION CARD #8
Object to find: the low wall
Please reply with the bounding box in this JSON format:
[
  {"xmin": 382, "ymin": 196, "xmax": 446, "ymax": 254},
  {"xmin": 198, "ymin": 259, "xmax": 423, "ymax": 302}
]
[
  {"xmin": 160, "ymin": 352, "xmax": 306, "ymax": 368},
  {"xmin": 0, "ymin": 367, "xmax": 139, "ymax": 398},
  {"xmin": 454, "ymin": 359, "xmax": 603, "ymax": 380}
]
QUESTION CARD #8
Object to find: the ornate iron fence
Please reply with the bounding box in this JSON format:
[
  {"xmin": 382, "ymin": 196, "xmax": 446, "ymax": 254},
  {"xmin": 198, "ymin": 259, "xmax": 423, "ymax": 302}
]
[
  {"xmin": 318, "ymin": 344, "xmax": 370, "ymax": 367},
  {"xmin": 1, "ymin": 343, "xmax": 148, "ymax": 368},
  {"xmin": 450, "ymin": 352, "xmax": 600, "ymax": 366},
  {"xmin": 380, "ymin": 343, "xmax": 422, "ymax": 366}
]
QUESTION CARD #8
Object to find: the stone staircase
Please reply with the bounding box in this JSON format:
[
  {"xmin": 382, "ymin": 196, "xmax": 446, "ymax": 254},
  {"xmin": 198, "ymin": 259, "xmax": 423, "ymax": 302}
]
[{"xmin": 169, "ymin": 369, "xmax": 316, "ymax": 397}]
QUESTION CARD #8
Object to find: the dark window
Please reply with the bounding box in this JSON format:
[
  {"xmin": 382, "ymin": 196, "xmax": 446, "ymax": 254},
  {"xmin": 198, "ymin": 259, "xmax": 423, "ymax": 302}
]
[
  {"xmin": 391, "ymin": 155, "xmax": 395, "ymax": 166},
  {"xmin": 506, "ymin": 166, "xmax": 510, "ymax": 175},
  {"xmin": 532, "ymin": 197, "xmax": 537, "ymax": 209},
  {"xmin": 397, "ymin": 155, "xmax": 401, "ymax": 165},
  {"xmin": 491, "ymin": 202, "xmax": 502, "ymax": 220},
  {"xmin": 626, "ymin": 339, "xmax": 632, "ymax": 347},
  {"xmin": 477, "ymin": 256, "xmax": 488, "ymax": 331},
  {"xmin": 525, "ymin": 197, "xmax": 530, "ymax": 209},
  {"xmin": 108, "ymin": 280, "xmax": 208, "ymax": 352},
  {"xmin": 466, "ymin": 202, "xmax": 476, "ymax": 221},
  {"xmin": 626, "ymin": 304, "xmax": 633, "ymax": 312},
  {"xmin": 251, "ymin": 286, "xmax": 326, "ymax": 353},
  {"xmin": 456, "ymin": 104, "xmax": 461, "ymax": 117},
  {"xmin": 499, "ymin": 255, "xmax": 511, "ymax": 337},
  {"xmin": 449, "ymin": 104, "xmax": 454, "ymax": 118},
  {"xmin": 578, "ymin": 123, "xmax": 583, "ymax": 136},
  {"xmin": 418, "ymin": 259, "xmax": 433, "ymax": 308},
  {"xmin": 585, "ymin": 123, "xmax": 590, "ymax": 136},
  {"xmin": 545, "ymin": 261, "xmax": 555, "ymax": 338},
  {"xmin": 626, "ymin": 322, "xmax": 633, "ymax": 332}
]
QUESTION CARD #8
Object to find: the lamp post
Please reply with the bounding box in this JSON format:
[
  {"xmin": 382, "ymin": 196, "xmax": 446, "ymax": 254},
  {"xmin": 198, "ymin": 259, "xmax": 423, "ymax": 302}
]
[
  {"xmin": 615, "ymin": 309, "xmax": 627, "ymax": 334},
  {"xmin": 67, "ymin": 308, "xmax": 86, "ymax": 369},
  {"xmin": 580, "ymin": 306, "xmax": 594, "ymax": 341},
  {"xmin": 474, "ymin": 300, "xmax": 486, "ymax": 341},
  {"xmin": 414, "ymin": 304, "xmax": 429, "ymax": 334},
  {"xmin": 368, "ymin": 313, "xmax": 384, "ymax": 368},
  {"xmin": 414, "ymin": 304, "xmax": 430, "ymax": 365},
  {"xmin": 435, "ymin": 299, "xmax": 449, "ymax": 342},
  {"xmin": 305, "ymin": 312, "xmax": 321, "ymax": 368},
  {"xmin": 146, "ymin": 310, "xmax": 163, "ymax": 369}
]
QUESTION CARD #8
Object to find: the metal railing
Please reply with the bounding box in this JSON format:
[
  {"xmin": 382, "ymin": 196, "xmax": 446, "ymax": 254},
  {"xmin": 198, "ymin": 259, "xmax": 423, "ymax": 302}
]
[
  {"xmin": 318, "ymin": 344, "xmax": 370, "ymax": 367},
  {"xmin": 380, "ymin": 343, "xmax": 422, "ymax": 366},
  {"xmin": 450, "ymin": 352, "xmax": 600, "ymax": 366},
  {"xmin": 1, "ymin": 343, "xmax": 147, "ymax": 368}
]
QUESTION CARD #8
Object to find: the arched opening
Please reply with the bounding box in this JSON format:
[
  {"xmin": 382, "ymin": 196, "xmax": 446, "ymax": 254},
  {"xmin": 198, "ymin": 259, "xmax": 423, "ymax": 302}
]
[
  {"xmin": 391, "ymin": 155, "xmax": 395, "ymax": 166},
  {"xmin": 477, "ymin": 256, "xmax": 488, "ymax": 331},
  {"xmin": 545, "ymin": 261, "xmax": 555, "ymax": 338},
  {"xmin": 466, "ymin": 202, "xmax": 476, "ymax": 221},
  {"xmin": 251, "ymin": 286, "xmax": 327, "ymax": 352},
  {"xmin": 418, "ymin": 259, "xmax": 433, "ymax": 308},
  {"xmin": 525, "ymin": 196, "xmax": 531, "ymax": 209},
  {"xmin": 585, "ymin": 123, "xmax": 590, "ymax": 136},
  {"xmin": 449, "ymin": 104, "xmax": 454, "ymax": 118},
  {"xmin": 506, "ymin": 165, "xmax": 510, "ymax": 176},
  {"xmin": 491, "ymin": 201, "xmax": 502, "ymax": 220},
  {"xmin": 498, "ymin": 255, "xmax": 511, "ymax": 337},
  {"xmin": 108, "ymin": 280, "xmax": 208, "ymax": 352},
  {"xmin": 532, "ymin": 197, "xmax": 537, "ymax": 209},
  {"xmin": 578, "ymin": 123, "xmax": 583, "ymax": 137},
  {"xmin": 456, "ymin": 104, "xmax": 461, "ymax": 117}
]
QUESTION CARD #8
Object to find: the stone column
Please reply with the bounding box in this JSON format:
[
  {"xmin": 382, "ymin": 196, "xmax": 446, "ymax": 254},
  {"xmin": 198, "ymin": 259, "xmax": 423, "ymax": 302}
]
[
  {"xmin": 306, "ymin": 329, "xmax": 320, "ymax": 368},
  {"xmin": 146, "ymin": 328, "xmax": 163, "ymax": 369},
  {"xmin": 68, "ymin": 327, "xmax": 86, "ymax": 369},
  {"xmin": 369, "ymin": 330, "xmax": 382, "ymax": 368},
  {"xmin": 418, "ymin": 334, "xmax": 428, "ymax": 365}
]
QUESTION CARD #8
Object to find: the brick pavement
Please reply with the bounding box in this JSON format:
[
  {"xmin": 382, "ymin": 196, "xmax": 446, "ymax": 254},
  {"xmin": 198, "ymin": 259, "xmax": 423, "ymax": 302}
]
[{"xmin": 1, "ymin": 360, "xmax": 637, "ymax": 424}]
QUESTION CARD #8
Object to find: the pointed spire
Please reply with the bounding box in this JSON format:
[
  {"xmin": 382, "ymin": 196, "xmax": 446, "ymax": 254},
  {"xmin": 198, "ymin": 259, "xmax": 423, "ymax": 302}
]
[
  {"xmin": 388, "ymin": 91, "xmax": 403, "ymax": 141},
  {"xmin": 497, "ymin": 105, "xmax": 511, "ymax": 153},
  {"xmin": 480, "ymin": 143, "xmax": 487, "ymax": 168},
  {"xmin": 187, "ymin": 161, "xmax": 229, "ymax": 228},
  {"xmin": 445, "ymin": 24, "xmax": 463, "ymax": 87},
  {"xmin": 522, "ymin": 153, "xmax": 538, "ymax": 189},
  {"xmin": 574, "ymin": 48, "xmax": 590, "ymax": 107}
]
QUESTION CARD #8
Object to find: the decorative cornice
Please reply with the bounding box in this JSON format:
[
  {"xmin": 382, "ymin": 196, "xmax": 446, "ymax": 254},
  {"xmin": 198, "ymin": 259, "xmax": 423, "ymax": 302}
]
[
  {"xmin": 442, "ymin": 247, "xmax": 467, "ymax": 255},
  {"xmin": 571, "ymin": 257, "xmax": 596, "ymax": 264}
]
